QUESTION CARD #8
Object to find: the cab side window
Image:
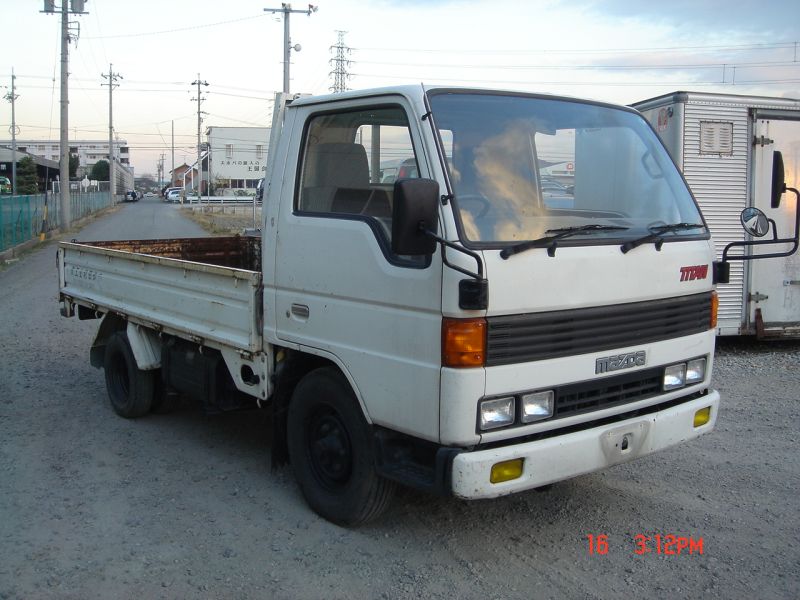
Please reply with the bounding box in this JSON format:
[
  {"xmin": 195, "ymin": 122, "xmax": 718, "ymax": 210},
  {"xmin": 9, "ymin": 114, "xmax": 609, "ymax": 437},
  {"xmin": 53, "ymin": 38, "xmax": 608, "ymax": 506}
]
[{"xmin": 297, "ymin": 105, "xmax": 420, "ymax": 251}]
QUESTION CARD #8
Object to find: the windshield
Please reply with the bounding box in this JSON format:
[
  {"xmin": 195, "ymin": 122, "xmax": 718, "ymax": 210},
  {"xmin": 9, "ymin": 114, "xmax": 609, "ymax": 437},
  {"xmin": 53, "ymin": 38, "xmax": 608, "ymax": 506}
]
[{"xmin": 427, "ymin": 91, "xmax": 705, "ymax": 245}]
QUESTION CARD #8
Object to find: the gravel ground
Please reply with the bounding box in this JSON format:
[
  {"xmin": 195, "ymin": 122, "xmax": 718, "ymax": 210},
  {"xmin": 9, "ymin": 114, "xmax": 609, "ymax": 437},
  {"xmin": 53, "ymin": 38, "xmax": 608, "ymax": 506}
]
[{"xmin": 1, "ymin": 201, "xmax": 798, "ymax": 599}]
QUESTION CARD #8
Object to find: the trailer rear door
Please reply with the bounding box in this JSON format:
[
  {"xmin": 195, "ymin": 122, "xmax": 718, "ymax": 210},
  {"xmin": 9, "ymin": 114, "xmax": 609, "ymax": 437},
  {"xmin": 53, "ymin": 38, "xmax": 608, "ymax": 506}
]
[{"xmin": 748, "ymin": 116, "xmax": 800, "ymax": 336}]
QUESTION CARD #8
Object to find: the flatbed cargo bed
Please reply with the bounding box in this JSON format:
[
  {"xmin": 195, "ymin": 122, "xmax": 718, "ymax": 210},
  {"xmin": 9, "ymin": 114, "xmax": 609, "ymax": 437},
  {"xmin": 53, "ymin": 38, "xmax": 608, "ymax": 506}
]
[{"xmin": 58, "ymin": 236, "xmax": 263, "ymax": 353}]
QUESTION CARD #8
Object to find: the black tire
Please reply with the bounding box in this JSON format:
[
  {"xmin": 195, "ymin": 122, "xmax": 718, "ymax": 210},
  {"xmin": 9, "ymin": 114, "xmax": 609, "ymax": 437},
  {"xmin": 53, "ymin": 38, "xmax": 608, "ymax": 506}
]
[
  {"xmin": 287, "ymin": 367, "xmax": 395, "ymax": 525},
  {"xmin": 103, "ymin": 331, "xmax": 155, "ymax": 418}
]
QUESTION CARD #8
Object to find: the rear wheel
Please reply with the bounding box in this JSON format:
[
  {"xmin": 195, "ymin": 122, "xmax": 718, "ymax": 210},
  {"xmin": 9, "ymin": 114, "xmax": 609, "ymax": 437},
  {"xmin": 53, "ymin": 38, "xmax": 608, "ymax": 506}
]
[
  {"xmin": 103, "ymin": 331, "xmax": 155, "ymax": 418},
  {"xmin": 287, "ymin": 367, "xmax": 395, "ymax": 525}
]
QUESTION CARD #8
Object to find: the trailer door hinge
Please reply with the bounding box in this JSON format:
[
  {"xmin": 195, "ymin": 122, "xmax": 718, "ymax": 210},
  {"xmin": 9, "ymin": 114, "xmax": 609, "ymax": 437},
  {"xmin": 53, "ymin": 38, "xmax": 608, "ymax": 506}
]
[
  {"xmin": 753, "ymin": 135, "xmax": 774, "ymax": 147},
  {"xmin": 749, "ymin": 292, "xmax": 769, "ymax": 302}
]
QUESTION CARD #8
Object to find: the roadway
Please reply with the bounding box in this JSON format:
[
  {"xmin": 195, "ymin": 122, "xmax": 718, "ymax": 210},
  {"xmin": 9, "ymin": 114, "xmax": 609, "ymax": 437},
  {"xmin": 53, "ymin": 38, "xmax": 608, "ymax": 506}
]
[{"xmin": 74, "ymin": 195, "xmax": 207, "ymax": 241}]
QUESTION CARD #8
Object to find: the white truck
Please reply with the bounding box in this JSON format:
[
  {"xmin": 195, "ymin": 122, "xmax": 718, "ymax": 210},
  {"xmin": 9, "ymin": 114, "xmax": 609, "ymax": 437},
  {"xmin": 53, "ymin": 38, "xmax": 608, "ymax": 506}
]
[
  {"xmin": 57, "ymin": 86, "xmax": 797, "ymax": 525},
  {"xmin": 632, "ymin": 92, "xmax": 800, "ymax": 338}
]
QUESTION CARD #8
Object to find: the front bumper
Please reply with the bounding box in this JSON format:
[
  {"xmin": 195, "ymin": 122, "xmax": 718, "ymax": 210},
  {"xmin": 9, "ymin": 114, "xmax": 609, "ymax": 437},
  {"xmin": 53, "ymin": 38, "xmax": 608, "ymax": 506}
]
[{"xmin": 450, "ymin": 391, "xmax": 719, "ymax": 499}]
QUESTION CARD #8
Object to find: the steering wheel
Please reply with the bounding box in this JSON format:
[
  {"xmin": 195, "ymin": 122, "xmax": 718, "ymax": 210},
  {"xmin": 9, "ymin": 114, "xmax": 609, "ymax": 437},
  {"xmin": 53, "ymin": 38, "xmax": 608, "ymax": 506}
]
[{"xmin": 456, "ymin": 193, "xmax": 492, "ymax": 219}]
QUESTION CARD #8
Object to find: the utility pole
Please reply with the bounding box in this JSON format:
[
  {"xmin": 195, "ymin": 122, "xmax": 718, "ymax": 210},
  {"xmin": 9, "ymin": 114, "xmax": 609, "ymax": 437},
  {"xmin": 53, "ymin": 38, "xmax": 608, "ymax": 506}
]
[
  {"xmin": 190, "ymin": 75, "xmax": 209, "ymax": 202},
  {"xmin": 263, "ymin": 3, "xmax": 318, "ymax": 93},
  {"xmin": 59, "ymin": 0, "xmax": 71, "ymax": 225},
  {"xmin": 4, "ymin": 68, "xmax": 19, "ymax": 195},
  {"xmin": 43, "ymin": 0, "xmax": 88, "ymax": 229},
  {"xmin": 101, "ymin": 64, "xmax": 122, "ymax": 201},
  {"xmin": 329, "ymin": 30, "xmax": 352, "ymax": 93},
  {"xmin": 171, "ymin": 120, "xmax": 175, "ymax": 188}
]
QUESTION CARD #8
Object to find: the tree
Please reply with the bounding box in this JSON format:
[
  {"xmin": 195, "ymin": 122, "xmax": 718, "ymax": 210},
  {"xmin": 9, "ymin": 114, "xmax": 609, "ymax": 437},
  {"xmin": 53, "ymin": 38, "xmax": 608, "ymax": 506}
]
[
  {"xmin": 69, "ymin": 154, "xmax": 80, "ymax": 178},
  {"xmin": 16, "ymin": 156, "xmax": 39, "ymax": 194},
  {"xmin": 90, "ymin": 160, "xmax": 109, "ymax": 181}
]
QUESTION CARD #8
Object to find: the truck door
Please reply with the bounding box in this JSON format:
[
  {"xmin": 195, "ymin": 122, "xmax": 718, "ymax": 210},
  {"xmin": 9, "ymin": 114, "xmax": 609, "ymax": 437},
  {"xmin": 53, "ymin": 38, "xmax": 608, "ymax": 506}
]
[
  {"xmin": 271, "ymin": 98, "xmax": 444, "ymax": 441},
  {"xmin": 748, "ymin": 116, "xmax": 800, "ymax": 335}
]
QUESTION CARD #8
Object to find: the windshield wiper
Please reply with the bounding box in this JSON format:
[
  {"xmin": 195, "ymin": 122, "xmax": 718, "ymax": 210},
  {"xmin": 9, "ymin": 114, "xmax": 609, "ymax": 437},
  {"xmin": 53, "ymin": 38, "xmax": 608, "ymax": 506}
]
[
  {"xmin": 500, "ymin": 224, "xmax": 629, "ymax": 259},
  {"xmin": 620, "ymin": 222, "xmax": 705, "ymax": 254}
]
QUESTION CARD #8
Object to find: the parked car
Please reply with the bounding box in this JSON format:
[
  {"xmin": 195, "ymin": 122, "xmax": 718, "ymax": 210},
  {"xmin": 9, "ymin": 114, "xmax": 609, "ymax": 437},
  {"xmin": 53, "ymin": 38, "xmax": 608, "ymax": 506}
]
[
  {"xmin": 0, "ymin": 176, "xmax": 11, "ymax": 194},
  {"xmin": 123, "ymin": 190, "xmax": 138, "ymax": 202},
  {"xmin": 166, "ymin": 189, "xmax": 182, "ymax": 202},
  {"xmin": 380, "ymin": 157, "xmax": 418, "ymax": 184},
  {"xmin": 162, "ymin": 186, "xmax": 181, "ymax": 201},
  {"xmin": 540, "ymin": 177, "xmax": 574, "ymax": 209}
]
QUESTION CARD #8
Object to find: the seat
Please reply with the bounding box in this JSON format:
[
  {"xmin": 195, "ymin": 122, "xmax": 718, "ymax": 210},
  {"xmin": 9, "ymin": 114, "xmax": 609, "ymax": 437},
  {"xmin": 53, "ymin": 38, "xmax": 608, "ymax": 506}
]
[{"xmin": 301, "ymin": 142, "xmax": 371, "ymax": 214}]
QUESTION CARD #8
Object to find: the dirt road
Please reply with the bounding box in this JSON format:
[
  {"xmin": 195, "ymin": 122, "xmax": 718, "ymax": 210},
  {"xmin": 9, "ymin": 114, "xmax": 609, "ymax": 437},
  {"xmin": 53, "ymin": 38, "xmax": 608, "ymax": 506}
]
[{"xmin": 1, "ymin": 200, "xmax": 798, "ymax": 599}]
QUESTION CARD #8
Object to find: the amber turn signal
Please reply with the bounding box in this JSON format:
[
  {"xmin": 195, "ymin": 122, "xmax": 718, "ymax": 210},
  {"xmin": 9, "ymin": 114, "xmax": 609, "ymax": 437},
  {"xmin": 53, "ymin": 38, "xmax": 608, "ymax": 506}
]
[
  {"xmin": 693, "ymin": 406, "xmax": 711, "ymax": 428},
  {"xmin": 710, "ymin": 290, "xmax": 718, "ymax": 329},
  {"xmin": 490, "ymin": 459, "xmax": 524, "ymax": 484},
  {"xmin": 442, "ymin": 317, "xmax": 487, "ymax": 368}
]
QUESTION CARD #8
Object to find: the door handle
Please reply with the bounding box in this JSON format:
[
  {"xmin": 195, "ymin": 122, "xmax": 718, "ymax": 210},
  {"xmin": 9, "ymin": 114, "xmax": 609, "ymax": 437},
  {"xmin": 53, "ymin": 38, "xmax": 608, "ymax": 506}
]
[{"xmin": 290, "ymin": 303, "xmax": 310, "ymax": 320}]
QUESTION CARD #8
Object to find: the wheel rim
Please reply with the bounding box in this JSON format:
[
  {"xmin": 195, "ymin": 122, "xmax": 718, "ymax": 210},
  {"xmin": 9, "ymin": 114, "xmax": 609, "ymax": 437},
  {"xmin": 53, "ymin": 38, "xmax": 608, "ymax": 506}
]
[{"xmin": 307, "ymin": 408, "xmax": 353, "ymax": 489}]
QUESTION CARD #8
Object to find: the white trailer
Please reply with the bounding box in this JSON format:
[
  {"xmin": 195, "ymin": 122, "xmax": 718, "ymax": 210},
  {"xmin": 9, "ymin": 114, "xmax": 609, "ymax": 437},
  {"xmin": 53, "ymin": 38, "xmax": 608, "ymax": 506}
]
[{"xmin": 632, "ymin": 92, "xmax": 800, "ymax": 338}]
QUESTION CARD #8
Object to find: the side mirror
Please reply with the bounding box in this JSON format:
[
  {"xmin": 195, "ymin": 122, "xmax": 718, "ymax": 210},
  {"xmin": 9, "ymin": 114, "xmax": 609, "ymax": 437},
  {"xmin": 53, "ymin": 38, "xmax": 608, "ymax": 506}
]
[
  {"xmin": 391, "ymin": 178, "xmax": 440, "ymax": 256},
  {"xmin": 741, "ymin": 207, "xmax": 770, "ymax": 238},
  {"xmin": 771, "ymin": 151, "xmax": 786, "ymax": 209}
]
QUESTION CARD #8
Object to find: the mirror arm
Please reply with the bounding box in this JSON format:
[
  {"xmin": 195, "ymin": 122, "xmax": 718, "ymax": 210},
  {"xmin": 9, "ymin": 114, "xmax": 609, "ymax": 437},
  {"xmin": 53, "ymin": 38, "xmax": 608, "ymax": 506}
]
[
  {"xmin": 421, "ymin": 227, "xmax": 484, "ymax": 280},
  {"xmin": 721, "ymin": 187, "xmax": 800, "ymax": 263},
  {"xmin": 767, "ymin": 218, "xmax": 780, "ymax": 241}
]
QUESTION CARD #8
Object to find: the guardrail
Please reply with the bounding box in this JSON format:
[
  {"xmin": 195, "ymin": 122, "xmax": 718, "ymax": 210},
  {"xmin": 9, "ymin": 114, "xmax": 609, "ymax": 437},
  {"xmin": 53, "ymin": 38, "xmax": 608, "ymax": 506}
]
[
  {"xmin": 1, "ymin": 191, "xmax": 114, "ymax": 252},
  {"xmin": 184, "ymin": 196, "xmax": 262, "ymax": 206}
]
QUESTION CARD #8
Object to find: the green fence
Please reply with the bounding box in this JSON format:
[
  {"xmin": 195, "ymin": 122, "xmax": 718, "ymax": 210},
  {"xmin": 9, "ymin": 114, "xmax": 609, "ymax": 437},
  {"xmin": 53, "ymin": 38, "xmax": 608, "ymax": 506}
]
[{"xmin": 0, "ymin": 191, "xmax": 113, "ymax": 252}]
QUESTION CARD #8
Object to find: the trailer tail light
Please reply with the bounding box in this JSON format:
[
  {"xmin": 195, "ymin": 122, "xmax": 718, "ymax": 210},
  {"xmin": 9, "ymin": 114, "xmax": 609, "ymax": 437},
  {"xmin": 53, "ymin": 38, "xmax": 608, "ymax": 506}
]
[
  {"xmin": 442, "ymin": 317, "xmax": 486, "ymax": 367},
  {"xmin": 710, "ymin": 291, "xmax": 718, "ymax": 329}
]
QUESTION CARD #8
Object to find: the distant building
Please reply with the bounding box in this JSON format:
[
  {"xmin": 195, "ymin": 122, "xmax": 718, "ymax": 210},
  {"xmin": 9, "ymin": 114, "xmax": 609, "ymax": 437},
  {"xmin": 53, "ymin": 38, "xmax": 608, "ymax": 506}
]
[
  {"xmin": 0, "ymin": 138, "xmax": 134, "ymax": 193},
  {"xmin": 206, "ymin": 127, "xmax": 269, "ymax": 195},
  {"xmin": 169, "ymin": 163, "xmax": 197, "ymax": 190},
  {"xmin": 0, "ymin": 146, "xmax": 60, "ymax": 192}
]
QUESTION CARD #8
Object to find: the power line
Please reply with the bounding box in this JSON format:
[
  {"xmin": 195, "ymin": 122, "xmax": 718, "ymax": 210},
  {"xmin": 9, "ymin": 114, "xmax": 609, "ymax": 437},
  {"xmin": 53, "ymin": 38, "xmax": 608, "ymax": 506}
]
[
  {"xmin": 350, "ymin": 72, "xmax": 800, "ymax": 87},
  {"xmin": 354, "ymin": 40, "xmax": 799, "ymax": 56},
  {"xmin": 85, "ymin": 13, "xmax": 269, "ymax": 39},
  {"xmin": 353, "ymin": 59, "xmax": 800, "ymax": 71}
]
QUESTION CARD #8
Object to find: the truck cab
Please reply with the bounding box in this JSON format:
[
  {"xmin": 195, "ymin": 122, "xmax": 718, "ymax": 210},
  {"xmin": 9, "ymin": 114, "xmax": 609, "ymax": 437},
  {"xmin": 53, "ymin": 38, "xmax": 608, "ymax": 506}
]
[{"xmin": 262, "ymin": 87, "xmax": 719, "ymax": 521}]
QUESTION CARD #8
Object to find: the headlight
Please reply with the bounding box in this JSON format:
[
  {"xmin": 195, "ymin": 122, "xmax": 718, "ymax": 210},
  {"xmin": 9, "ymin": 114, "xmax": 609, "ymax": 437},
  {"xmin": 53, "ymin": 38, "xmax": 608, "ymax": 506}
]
[
  {"xmin": 479, "ymin": 397, "xmax": 515, "ymax": 431},
  {"xmin": 663, "ymin": 363, "xmax": 687, "ymax": 391},
  {"xmin": 521, "ymin": 390, "xmax": 554, "ymax": 423},
  {"xmin": 686, "ymin": 357, "xmax": 706, "ymax": 384}
]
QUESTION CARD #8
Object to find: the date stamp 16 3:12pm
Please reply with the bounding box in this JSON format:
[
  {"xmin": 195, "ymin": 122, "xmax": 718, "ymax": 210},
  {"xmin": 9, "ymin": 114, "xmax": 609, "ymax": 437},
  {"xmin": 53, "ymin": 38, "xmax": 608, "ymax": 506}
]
[{"xmin": 586, "ymin": 534, "xmax": 704, "ymax": 556}]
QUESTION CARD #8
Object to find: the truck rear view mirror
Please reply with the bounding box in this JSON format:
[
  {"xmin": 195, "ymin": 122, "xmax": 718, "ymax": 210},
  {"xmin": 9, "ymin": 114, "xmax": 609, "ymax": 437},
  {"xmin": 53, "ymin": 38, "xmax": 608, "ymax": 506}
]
[
  {"xmin": 391, "ymin": 178, "xmax": 440, "ymax": 256},
  {"xmin": 741, "ymin": 207, "xmax": 770, "ymax": 238},
  {"xmin": 771, "ymin": 151, "xmax": 786, "ymax": 209}
]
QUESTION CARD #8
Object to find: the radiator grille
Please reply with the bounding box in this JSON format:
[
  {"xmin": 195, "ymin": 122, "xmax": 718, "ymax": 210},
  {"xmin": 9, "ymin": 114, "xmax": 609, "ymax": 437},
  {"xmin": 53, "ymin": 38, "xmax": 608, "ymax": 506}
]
[
  {"xmin": 486, "ymin": 293, "xmax": 712, "ymax": 366},
  {"xmin": 555, "ymin": 367, "xmax": 663, "ymax": 418}
]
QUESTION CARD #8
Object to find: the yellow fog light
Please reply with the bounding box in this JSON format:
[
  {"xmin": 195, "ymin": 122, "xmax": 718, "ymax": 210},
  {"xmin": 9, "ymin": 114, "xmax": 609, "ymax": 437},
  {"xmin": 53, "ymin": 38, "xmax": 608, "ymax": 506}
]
[
  {"xmin": 693, "ymin": 407, "xmax": 711, "ymax": 428},
  {"xmin": 490, "ymin": 459, "xmax": 524, "ymax": 484}
]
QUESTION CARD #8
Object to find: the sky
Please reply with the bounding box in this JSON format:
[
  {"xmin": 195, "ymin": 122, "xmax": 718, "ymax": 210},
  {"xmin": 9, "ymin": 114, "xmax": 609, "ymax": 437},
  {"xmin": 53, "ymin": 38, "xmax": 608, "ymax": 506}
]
[{"xmin": 1, "ymin": 0, "xmax": 799, "ymax": 177}]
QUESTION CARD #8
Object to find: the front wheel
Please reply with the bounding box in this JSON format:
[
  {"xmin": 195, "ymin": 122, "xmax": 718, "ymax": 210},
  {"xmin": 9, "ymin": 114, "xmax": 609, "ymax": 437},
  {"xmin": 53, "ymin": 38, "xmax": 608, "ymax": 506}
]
[
  {"xmin": 287, "ymin": 367, "xmax": 395, "ymax": 525},
  {"xmin": 103, "ymin": 331, "xmax": 156, "ymax": 418}
]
